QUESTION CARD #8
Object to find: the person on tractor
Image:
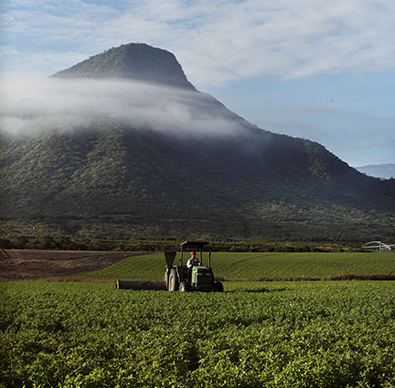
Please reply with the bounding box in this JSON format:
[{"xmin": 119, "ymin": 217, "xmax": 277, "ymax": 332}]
[
  {"xmin": 186, "ymin": 251, "xmax": 201, "ymax": 282},
  {"xmin": 187, "ymin": 251, "xmax": 201, "ymax": 268}
]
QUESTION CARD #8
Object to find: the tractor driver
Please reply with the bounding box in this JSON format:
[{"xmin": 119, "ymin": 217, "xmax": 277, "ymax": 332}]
[{"xmin": 186, "ymin": 251, "xmax": 201, "ymax": 282}]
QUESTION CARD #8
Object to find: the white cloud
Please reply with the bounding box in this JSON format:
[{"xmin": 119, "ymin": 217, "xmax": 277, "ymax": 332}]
[
  {"xmin": 0, "ymin": 76, "xmax": 246, "ymax": 138},
  {"xmin": 2, "ymin": 0, "xmax": 395, "ymax": 87}
]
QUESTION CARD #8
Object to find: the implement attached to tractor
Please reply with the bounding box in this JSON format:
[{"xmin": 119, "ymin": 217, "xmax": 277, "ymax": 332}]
[{"xmin": 165, "ymin": 241, "xmax": 223, "ymax": 292}]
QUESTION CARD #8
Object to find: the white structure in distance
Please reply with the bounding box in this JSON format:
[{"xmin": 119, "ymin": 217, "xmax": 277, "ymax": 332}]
[{"xmin": 361, "ymin": 241, "xmax": 395, "ymax": 252}]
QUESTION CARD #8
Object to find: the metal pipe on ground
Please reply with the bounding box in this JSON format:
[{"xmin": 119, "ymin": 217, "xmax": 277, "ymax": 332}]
[{"xmin": 116, "ymin": 279, "xmax": 166, "ymax": 290}]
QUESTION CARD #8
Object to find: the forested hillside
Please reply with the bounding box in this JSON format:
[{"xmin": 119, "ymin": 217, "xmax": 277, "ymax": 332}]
[
  {"xmin": 1, "ymin": 125, "xmax": 393, "ymax": 240},
  {"xmin": 53, "ymin": 43, "xmax": 195, "ymax": 90}
]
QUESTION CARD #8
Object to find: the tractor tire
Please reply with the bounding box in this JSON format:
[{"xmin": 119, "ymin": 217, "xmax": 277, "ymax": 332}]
[
  {"xmin": 179, "ymin": 281, "xmax": 189, "ymax": 292},
  {"xmin": 213, "ymin": 281, "xmax": 224, "ymax": 292},
  {"xmin": 168, "ymin": 268, "xmax": 179, "ymax": 292}
]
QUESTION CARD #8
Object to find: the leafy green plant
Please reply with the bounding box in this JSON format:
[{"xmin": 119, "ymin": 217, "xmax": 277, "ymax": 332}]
[{"xmin": 1, "ymin": 281, "xmax": 395, "ymax": 387}]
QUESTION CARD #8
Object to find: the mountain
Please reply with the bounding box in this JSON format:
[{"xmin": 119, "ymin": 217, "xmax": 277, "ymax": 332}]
[
  {"xmin": 1, "ymin": 43, "xmax": 394, "ymax": 241},
  {"xmin": 356, "ymin": 164, "xmax": 395, "ymax": 180},
  {"xmin": 52, "ymin": 43, "xmax": 195, "ymax": 90}
]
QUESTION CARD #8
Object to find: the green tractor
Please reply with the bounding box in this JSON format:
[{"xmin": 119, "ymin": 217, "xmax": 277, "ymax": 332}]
[{"xmin": 164, "ymin": 241, "xmax": 223, "ymax": 292}]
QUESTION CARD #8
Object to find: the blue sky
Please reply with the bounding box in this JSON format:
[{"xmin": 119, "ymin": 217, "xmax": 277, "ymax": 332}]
[{"xmin": 1, "ymin": 0, "xmax": 394, "ymax": 167}]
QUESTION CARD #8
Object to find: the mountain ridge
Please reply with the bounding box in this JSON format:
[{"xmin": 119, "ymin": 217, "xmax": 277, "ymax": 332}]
[
  {"xmin": 1, "ymin": 43, "xmax": 394, "ymax": 240},
  {"xmin": 52, "ymin": 43, "xmax": 196, "ymax": 90},
  {"xmin": 356, "ymin": 164, "xmax": 395, "ymax": 180}
]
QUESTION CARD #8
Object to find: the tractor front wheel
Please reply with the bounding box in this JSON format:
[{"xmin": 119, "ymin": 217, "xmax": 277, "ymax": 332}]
[
  {"xmin": 213, "ymin": 281, "xmax": 224, "ymax": 292},
  {"xmin": 168, "ymin": 268, "xmax": 179, "ymax": 291}
]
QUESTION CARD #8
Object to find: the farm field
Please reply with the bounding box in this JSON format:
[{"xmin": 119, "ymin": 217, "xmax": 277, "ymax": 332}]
[
  {"xmin": 1, "ymin": 250, "xmax": 395, "ymax": 282},
  {"xmin": 1, "ymin": 281, "xmax": 395, "ymax": 387},
  {"xmin": 81, "ymin": 251, "xmax": 395, "ymax": 281}
]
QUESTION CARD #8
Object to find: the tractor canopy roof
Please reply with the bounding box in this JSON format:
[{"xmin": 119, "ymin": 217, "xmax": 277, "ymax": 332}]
[{"xmin": 180, "ymin": 241, "xmax": 209, "ymax": 250}]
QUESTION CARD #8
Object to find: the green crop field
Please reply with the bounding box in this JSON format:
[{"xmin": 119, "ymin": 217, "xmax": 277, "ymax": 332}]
[
  {"xmin": 1, "ymin": 280, "xmax": 395, "ymax": 387},
  {"xmin": 80, "ymin": 251, "xmax": 395, "ymax": 281}
]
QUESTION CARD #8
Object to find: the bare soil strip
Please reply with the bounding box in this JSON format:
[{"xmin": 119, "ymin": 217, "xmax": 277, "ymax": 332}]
[{"xmin": 0, "ymin": 250, "xmax": 150, "ymax": 280}]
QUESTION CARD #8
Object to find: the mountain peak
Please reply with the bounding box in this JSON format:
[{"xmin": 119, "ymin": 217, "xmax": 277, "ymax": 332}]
[{"xmin": 52, "ymin": 43, "xmax": 196, "ymax": 90}]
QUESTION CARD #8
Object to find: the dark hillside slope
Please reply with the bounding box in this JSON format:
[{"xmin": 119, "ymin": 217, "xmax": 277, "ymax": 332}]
[
  {"xmin": 53, "ymin": 43, "xmax": 195, "ymax": 90},
  {"xmin": 1, "ymin": 43, "xmax": 394, "ymax": 240},
  {"xmin": 2, "ymin": 125, "xmax": 393, "ymax": 239}
]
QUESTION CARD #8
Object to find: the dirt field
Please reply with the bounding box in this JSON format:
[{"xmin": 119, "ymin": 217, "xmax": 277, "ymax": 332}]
[{"xmin": 0, "ymin": 249, "xmax": 150, "ymax": 280}]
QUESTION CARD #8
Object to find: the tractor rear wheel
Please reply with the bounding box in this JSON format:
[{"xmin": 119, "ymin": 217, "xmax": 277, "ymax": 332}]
[
  {"xmin": 168, "ymin": 268, "xmax": 179, "ymax": 291},
  {"xmin": 179, "ymin": 281, "xmax": 189, "ymax": 292}
]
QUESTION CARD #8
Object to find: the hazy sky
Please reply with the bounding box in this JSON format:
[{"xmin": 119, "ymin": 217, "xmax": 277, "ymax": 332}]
[{"xmin": 1, "ymin": 0, "xmax": 394, "ymax": 167}]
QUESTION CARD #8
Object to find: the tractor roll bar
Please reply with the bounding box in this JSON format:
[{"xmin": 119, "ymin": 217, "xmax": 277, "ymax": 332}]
[{"xmin": 179, "ymin": 241, "xmax": 209, "ymax": 266}]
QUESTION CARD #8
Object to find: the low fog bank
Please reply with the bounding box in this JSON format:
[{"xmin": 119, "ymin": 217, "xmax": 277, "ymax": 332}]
[{"xmin": 0, "ymin": 76, "xmax": 248, "ymax": 138}]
